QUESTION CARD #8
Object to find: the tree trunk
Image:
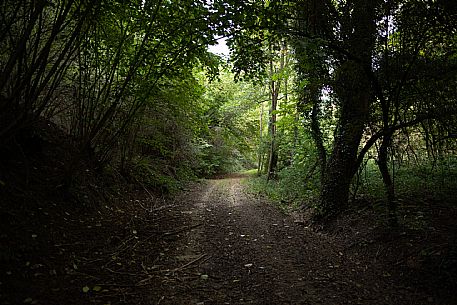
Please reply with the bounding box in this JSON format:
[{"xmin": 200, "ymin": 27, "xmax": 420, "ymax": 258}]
[
  {"xmin": 257, "ymin": 102, "xmax": 264, "ymax": 175},
  {"xmin": 377, "ymin": 133, "xmax": 397, "ymax": 226},
  {"xmin": 319, "ymin": 62, "xmax": 372, "ymax": 217},
  {"xmin": 309, "ymin": 92, "xmax": 326, "ymax": 185},
  {"xmin": 266, "ymin": 41, "xmax": 284, "ymax": 181},
  {"xmin": 318, "ymin": 0, "xmax": 378, "ymax": 218},
  {"xmin": 267, "ymin": 84, "xmax": 278, "ymax": 180}
]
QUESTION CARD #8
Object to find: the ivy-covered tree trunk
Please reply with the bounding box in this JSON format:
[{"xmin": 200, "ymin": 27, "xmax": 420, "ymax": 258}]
[
  {"xmin": 318, "ymin": 0, "xmax": 378, "ymax": 217},
  {"xmin": 320, "ymin": 63, "xmax": 372, "ymax": 216}
]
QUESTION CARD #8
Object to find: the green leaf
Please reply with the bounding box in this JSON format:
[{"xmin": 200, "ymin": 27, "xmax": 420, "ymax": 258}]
[
  {"xmin": 82, "ymin": 286, "xmax": 90, "ymax": 293},
  {"xmin": 93, "ymin": 285, "xmax": 102, "ymax": 292}
]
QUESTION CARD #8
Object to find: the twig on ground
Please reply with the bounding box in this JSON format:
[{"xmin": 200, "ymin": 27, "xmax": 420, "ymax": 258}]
[
  {"xmin": 96, "ymin": 282, "xmax": 152, "ymax": 288},
  {"xmin": 104, "ymin": 267, "xmax": 147, "ymax": 277},
  {"xmin": 157, "ymin": 296, "xmax": 165, "ymax": 305},
  {"xmin": 163, "ymin": 223, "xmax": 203, "ymax": 236},
  {"xmin": 171, "ymin": 253, "xmax": 209, "ymax": 272}
]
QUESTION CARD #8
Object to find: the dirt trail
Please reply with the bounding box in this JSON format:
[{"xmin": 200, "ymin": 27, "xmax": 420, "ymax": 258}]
[{"xmin": 156, "ymin": 175, "xmax": 439, "ymax": 305}]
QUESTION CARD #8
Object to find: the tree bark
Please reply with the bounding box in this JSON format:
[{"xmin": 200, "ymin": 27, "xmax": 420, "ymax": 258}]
[
  {"xmin": 257, "ymin": 102, "xmax": 264, "ymax": 175},
  {"xmin": 318, "ymin": 0, "xmax": 378, "ymax": 217},
  {"xmin": 267, "ymin": 81, "xmax": 278, "ymax": 180},
  {"xmin": 267, "ymin": 41, "xmax": 284, "ymax": 181},
  {"xmin": 310, "ymin": 92, "xmax": 326, "ymax": 185},
  {"xmin": 377, "ymin": 133, "xmax": 397, "ymax": 226},
  {"xmin": 319, "ymin": 62, "xmax": 371, "ymax": 216}
]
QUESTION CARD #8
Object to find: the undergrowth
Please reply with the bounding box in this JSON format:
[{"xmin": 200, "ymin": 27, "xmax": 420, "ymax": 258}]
[
  {"xmin": 129, "ymin": 156, "xmax": 197, "ymax": 194},
  {"xmin": 247, "ymin": 157, "xmax": 457, "ymax": 218},
  {"xmin": 246, "ymin": 165, "xmax": 320, "ymax": 212},
  {"xmin": 354, "ymin": 157, "xmax": 457, "ymax": 204}
]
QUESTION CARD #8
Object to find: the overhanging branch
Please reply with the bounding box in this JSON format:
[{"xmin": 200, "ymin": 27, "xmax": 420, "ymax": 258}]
[{"xmin": 353, "ymin": 114, "xmax": 435, "ymax": 175}]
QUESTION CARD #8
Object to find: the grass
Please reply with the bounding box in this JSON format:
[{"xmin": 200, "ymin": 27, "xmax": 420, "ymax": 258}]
[
  {"xmin": 240, "ymin": 168, "xmax": 259, "ymax": 176},
  {"xmin": 355, "ymin": 158, "xmax": 457, "ymax": 204},
  {"xmin": 245, "ymin": 157, "xmax": 457, "ymax": 219},
  {"xmin": 244, "ymin": 165, "xmax": 320, "ymax": 213}
]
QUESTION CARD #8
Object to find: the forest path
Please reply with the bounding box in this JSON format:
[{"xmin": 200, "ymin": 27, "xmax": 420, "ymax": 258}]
[{"xmin": 156, "ymin": 174, "xmax": 431, "ymax": 305}]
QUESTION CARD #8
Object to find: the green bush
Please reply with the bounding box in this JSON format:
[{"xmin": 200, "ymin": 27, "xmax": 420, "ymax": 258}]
[
  {"xmin": 130, "ymin": 157, "xmax": 181, "ymax": 194},
  {"xmin": 355, "ymin": 158, "xmax": 457, "ymax": 203},
  {"xmin": 247, "ymin": 160, "xmax": 320, "ymax": 212}
]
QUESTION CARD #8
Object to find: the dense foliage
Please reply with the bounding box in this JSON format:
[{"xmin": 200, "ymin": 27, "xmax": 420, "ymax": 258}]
[
  {"xmin": 0, "ymin": 0, "xmax": 260, "ymax": 192},
  {"xmin": 231, "ymin": 0, "xmax": 456, "ymax": 219}
]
